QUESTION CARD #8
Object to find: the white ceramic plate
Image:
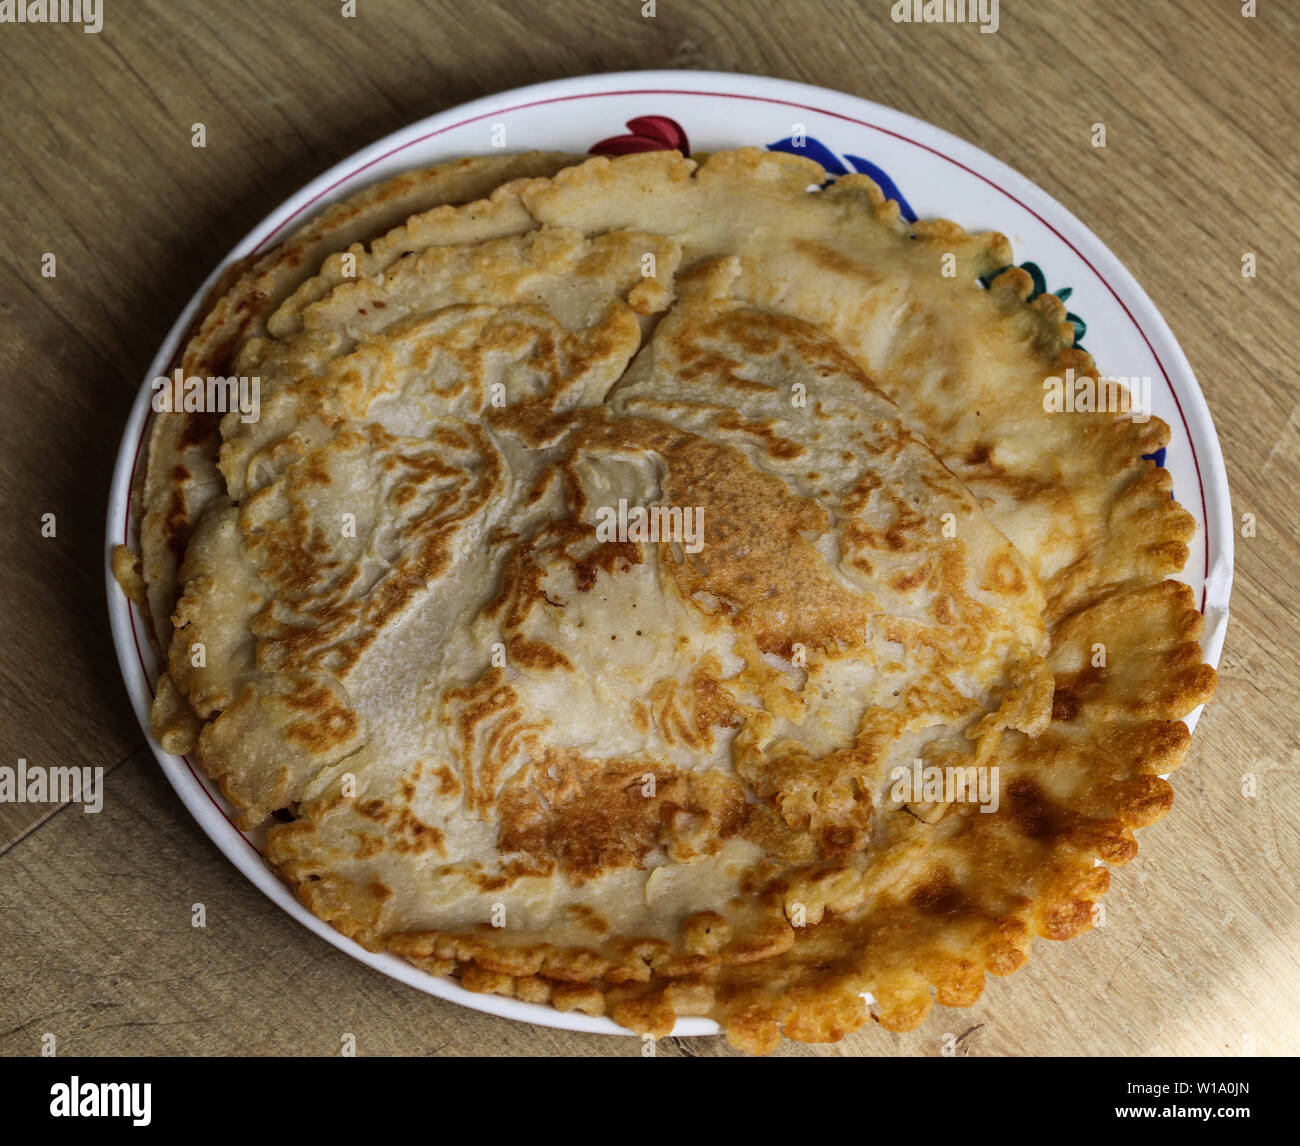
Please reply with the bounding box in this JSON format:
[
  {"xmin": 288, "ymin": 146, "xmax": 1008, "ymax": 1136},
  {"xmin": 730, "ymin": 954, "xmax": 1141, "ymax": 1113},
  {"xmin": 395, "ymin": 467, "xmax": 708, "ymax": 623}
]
[{"xmin": 105, "ymin": 70, "xmax": 1233, "ymax": 1040}]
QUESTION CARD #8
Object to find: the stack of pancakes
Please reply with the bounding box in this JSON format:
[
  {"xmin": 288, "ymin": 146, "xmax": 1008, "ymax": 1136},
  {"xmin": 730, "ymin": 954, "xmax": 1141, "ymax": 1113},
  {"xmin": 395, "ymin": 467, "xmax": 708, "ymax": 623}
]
[{"xmin": 115, "ymin": 148, "xmax": 1214, "ymax": 1052}]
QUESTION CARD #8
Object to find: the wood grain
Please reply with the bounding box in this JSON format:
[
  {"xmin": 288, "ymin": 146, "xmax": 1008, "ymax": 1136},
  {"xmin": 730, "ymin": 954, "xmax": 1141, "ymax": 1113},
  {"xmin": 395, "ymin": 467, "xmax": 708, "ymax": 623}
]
[{"xmin": 0, "ymin": 0, "xmax": 1296, "ymax": 1057}]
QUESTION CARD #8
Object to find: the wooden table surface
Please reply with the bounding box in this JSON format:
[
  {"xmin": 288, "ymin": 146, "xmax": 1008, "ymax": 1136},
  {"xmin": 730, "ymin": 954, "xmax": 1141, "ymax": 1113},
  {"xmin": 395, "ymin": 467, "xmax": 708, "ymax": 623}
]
[{"xmin": 1, "ymin": 0, "xmax": 1296, "ymax": 1058}]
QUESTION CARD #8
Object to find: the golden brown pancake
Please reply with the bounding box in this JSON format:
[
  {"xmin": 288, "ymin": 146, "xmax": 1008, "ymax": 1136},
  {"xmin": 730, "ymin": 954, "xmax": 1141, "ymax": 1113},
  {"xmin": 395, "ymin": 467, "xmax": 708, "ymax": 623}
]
[{"xmin": 117, "ymin": 148, "xmax": 1214, "ymax": 1052}]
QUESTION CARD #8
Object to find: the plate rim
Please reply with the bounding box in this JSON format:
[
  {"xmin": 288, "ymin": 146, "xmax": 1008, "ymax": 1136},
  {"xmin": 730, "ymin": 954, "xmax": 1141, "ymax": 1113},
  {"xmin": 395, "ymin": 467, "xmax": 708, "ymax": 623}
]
[{"xmin": 104, "ymin": 68, "xmax": 1234, "ymax": 1042}]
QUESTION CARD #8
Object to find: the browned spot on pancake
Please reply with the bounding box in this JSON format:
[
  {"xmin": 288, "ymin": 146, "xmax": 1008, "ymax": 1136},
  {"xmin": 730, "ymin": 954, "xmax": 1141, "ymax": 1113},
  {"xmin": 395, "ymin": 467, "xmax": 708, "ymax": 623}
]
[
  {"xmin": 984, "ymin": 550, "xmax": 1028, "ymax": 596},
  {"xmin": 282, "ymin": 678, "xmax": 361, "ymax": 754},
  {"xmin": 392, "ymin": 806, "xmax": 446, "ymax": 856},
  {"xmin": 565, "ymin": 904, "xmax": 610, "ymax": 934},
  {"xmin": 432, "ymin": 425, "xmax": 472, "ymax": 450},
  {"xmin": 442, "ymin": 668, "xmax": 549, "ymax": 816},
  {"xmin": 508, "ymin": 635, "xmax": 573, "ymax": 672},
  {"xmin": 497, "ymin": 750, "xmax": 746, "ymax": 884},
  {"xmin": 842, "ymin": 498, "xmax": 928, "ymax": 554},
  {"xmin": 889, "ymin": 565, "xmax": 930, "ymax": 593},
  {"xmin": 908, "ymin": 866, "xmax": 965, "ymax": 914},
  {"xmin": 173, "ymin": 407, "xmax": 220, "ymax": 453},
  {"xmin": 716, "ymin": 411, "xmax": 804, "ymax": 460},
  {"xmin": 666, "ymin": 310, "xmax": 892, "ymax": 460},
  {"xmin": 1005, "ymin": 778, "xmax": 1064, "ymax": 840},
  {"xmin": 565, "ymin": 418, "xmax": 871, "ymax": 659},
  {"xmin": 648, "ymin": 657, "xmax": 744, "ymax": 751},
  {"xmin": 574, "ymin": 540, "xmax": 642, "ymax": 592},
  {"xmin": 791, "ymin": 238, "xmax": 887, "ymax": 288},
  {"xmin": 471, "ymin": 857, "xmax": 557, "ymax": 892},
  {"xmin": 164, "ymin": 486, "xmax": 191, "ymax": 560},
  {"xmin": 1052, "ymin": 664, "xmax": 1104, "ymax": 723},
  {"xmin": 299, "ymin": 452, "xmax": 333, "ymax": 487},
  {"xmin": 632, "ymin": 701, "xmax": 651, "ymax": 733}
]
